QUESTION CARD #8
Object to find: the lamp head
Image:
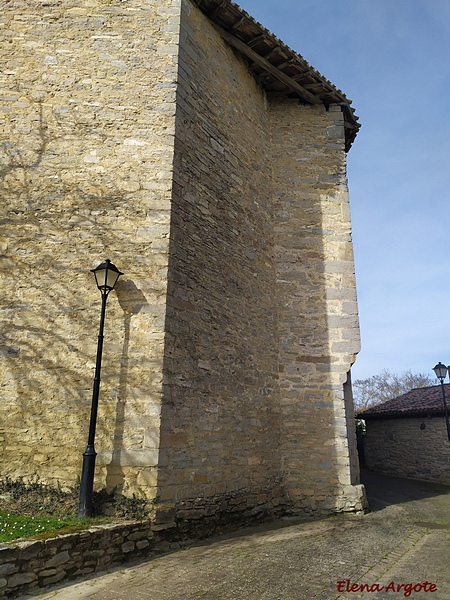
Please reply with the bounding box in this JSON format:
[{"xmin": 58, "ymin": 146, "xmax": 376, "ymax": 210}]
[
  {"xmin": 433, "ymin": 362, "xmax": 448, "ymax": 381},
  {"xmin": 91, "ymin": 259, "xmax": 123, "ymax": 293}
]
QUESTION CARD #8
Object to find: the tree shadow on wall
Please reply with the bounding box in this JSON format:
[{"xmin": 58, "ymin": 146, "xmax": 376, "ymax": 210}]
[{"xmin": 0, "ymin": 95, "xmax": 145, "ymax": 487}]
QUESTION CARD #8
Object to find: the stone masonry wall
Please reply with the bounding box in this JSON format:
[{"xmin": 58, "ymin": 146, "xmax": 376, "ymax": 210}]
[
  {"xmin": 1, "ymin": 0, "xmax": 365, "ymax": 520},
  {"xmin": 156, "ymin": 0, "xmax": 283, "ymax": 508},
  {"xmin": 0, "ymin": 0, "xmax": 182, "ymax": 498},
  {"xmin": 270, "ymin": 98, "xmax": 365, "ymax": 514},
  {"xmin": 0, "ymin": 522, "xmax": 160, "ymax": 597},
  {"xmin": 365, "ymin": 418, "xmax": 450, "ymax": 483}
]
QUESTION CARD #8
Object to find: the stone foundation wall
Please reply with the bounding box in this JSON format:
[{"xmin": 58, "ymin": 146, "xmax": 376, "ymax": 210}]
[
  {"xmin": 364, "ymin": 418, "xmax": 450, "ymax": 483},
  {"xmin": 0, "ymin": 523, "xmax": 159, "ymax": 598}
]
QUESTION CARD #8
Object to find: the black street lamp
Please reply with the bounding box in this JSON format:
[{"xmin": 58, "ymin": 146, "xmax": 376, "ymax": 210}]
[
  {"xmin": 78, "ymin": 259, "xmax": 123, "ymax": 518},
  {"xmin": 432, "ymin": 362, "xmax": 450, "ymax": 442}
]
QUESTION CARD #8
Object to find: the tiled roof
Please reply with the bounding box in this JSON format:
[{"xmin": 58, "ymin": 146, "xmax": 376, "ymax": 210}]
[
  {"xmin": 192, "ymin": 0, "xmax": 360, "ymax": 151},
  {"xmin": 356, "ymin": 384, "xmax": 450, "ymax": 420}
]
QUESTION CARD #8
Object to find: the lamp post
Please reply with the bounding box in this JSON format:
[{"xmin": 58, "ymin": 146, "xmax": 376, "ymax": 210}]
[
  {"xmin": 78, "ymin": 259, "xmax": 123, "ymax": 518},
  {"xmin": 432, "ymin": 362, "xmax": 450, "ymax": 442}
]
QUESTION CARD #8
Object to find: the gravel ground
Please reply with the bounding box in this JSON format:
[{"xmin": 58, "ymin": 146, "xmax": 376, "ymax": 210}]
[{"xmin": 25, "ymin": 471, "xmax": 450, "ymax": 600}]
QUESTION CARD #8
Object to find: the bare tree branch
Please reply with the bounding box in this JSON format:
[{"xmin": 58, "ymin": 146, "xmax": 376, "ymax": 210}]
[{"xmin": 353, "ymin": 369, "xmax": 435, "ymax": 411}]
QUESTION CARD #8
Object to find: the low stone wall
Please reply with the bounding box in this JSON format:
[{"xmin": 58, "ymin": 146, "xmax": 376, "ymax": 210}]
[
  {"xmin": 364, "ymin": 417, "xmax": 450, "ymax": 483},
  {"xmin": 1, "ymin": 521, "xmax": 160, "ymax": 598},
  {"xmin": 0, "ymin": 493, "xmax": 287, "ymax": 598}
]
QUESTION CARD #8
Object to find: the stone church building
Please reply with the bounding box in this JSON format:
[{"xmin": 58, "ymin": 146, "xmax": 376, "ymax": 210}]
[{"xmin": 0, "ymin": 0, "xmax": 367, "ymax": 523}]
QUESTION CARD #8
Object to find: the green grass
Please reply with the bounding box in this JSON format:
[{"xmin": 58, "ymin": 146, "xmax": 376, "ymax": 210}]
[
  {"xmin": 0, "ymin": 475, "xmax": 153, "ymax": 543},
  {"xmin": 0, "ymin": 510, "xmax": 94, "ymax": 542}
]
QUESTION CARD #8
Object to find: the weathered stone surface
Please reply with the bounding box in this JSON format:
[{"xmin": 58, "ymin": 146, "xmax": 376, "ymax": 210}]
[
  {"xmin": 7, "ymin": 571, "xmax": 37, "ymax": 588},
  {"xmin": 270, "ymin": 98, "xmax": 362, "ymax": 514},
  {"xmin": 121, "ymin": 541, "xmax": 135, "ymax": 553},
  {"xmin": 0, "ymin": 562, "xmax": 18, "ymax": 576},
  {"xmin": 0, "ymin": 522, "xmax": 158, "ymax": 596},
  {"xmin": 44, "ymin": 550, "xmax": 71, "ymax": 568}
]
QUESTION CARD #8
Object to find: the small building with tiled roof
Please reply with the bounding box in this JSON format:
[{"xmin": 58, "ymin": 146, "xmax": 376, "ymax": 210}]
[{"xmin": 357, "ymin": 386, "xmax": 450, "ymax": 483}]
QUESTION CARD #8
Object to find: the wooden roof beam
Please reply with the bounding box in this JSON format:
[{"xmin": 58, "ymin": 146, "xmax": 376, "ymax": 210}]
[
  {"xmin": 231, "ymin": 16, "xmax": 247, "ymax": 31},
  {"xmin": 247, "ymin": 33, "xmax": 268, "ymax": 48},
  {"xmin": 215, "ymin": 25, "xmax": 322, "ymax": 104},
  {"xmin": 264, "ymin": 45, "xmax": 282, "ymax": 61},
  {"xmin": 209, "ymin": 0, "xmax": 228, "ymax": 19}
]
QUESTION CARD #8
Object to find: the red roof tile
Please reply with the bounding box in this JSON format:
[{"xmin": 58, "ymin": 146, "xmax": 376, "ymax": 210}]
[{"xmin": 356, "ymin": 384, "xmax": 450, "ymax": 419}]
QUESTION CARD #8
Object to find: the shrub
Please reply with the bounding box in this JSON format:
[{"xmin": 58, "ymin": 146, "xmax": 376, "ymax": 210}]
[{"xmin": 0, "ymin": 475, "xmax": 152, "ymax": 522}]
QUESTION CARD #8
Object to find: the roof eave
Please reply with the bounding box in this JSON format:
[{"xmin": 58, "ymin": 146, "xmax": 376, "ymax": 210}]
[
  {"xmin": 192, "ymin": 0, "xmax": 360, "ymax": 151},
  {"xmin": 357, "ymin": 411, "xmax": 446, "ymax": 420}
]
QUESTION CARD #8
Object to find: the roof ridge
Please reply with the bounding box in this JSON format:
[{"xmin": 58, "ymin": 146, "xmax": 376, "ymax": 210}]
[{"xmin": 356, "ymin": 383, "xmax": 449, "ymax": 419}]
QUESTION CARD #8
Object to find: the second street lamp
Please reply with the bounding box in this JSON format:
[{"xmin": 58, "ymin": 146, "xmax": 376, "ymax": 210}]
[
  {"xmin": 432, "ymin": 362, "xmax": 450, "ymax": 442},
  {"xmin": 78, "ymin": 259, "xmax": 123, "ymax": 518}
]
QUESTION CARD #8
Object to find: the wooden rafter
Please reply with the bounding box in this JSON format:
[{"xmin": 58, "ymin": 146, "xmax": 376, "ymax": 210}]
[
  {"xmin": 264, "ymin": 45, "xmax": 282, "ymax": 61},
  {"xmin": 215, "ymin": 25, "xmax": 322, "ymax": 104},
  {"xmin": 247, "ymin": 33, "xmax": 268, "ymax": 48},
  {"xmin": 231, "ymin": 16, "xmax": 247, "ymax": 31},
  {"xmin": 209, "ymin": 0, "xmax": 228, "ymax": 19}
]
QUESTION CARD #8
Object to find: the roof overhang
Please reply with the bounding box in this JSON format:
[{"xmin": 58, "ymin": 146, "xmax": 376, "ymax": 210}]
[
  {"xmin": 192, "ymin": 0, "xmax": 360, "ymax": 151},
  {"xmin": 357, "ymin": 411, "xmax": 446, "ymax": 421}
]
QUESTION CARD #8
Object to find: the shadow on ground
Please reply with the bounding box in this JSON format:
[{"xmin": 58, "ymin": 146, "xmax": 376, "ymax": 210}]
[{"xmin": 361, "ymin": 468, "xmax": 450, "ymax": 512}]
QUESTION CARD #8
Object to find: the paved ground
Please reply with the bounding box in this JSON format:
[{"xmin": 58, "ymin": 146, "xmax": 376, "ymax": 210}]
[{"xmin": 25, "ymin": 471, "xmax": 450, "ymax": 600}]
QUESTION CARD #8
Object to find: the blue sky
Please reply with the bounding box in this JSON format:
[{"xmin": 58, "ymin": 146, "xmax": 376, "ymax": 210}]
[{"xmin": 236, "ymin": 0, "xmax": 450, "ymax": 381}]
